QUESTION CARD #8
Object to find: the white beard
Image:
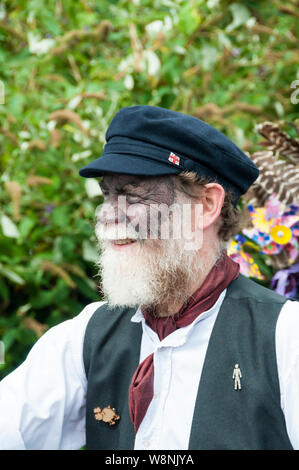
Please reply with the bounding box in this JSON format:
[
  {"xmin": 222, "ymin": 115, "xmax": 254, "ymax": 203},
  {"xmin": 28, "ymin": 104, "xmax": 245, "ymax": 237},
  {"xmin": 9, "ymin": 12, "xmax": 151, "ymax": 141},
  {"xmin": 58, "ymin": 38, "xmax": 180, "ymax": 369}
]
[{"xmin": 95, "ymin": 222, "xmax": 222, "ymax": 314}]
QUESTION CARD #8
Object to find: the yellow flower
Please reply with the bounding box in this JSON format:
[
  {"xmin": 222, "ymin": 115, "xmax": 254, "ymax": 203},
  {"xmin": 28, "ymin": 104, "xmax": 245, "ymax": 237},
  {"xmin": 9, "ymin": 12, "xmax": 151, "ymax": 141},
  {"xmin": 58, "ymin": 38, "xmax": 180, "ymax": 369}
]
[
  {"xmin": 227, "ymin": 240, "xmax": 238, "ymax": 256},
  {"xmin": 270, "ymin": 225, "xmax": 292, "ymax": 245},
  {"xmin": 250, "ymin": 207, "xmax": 273, "ymax": 234}
]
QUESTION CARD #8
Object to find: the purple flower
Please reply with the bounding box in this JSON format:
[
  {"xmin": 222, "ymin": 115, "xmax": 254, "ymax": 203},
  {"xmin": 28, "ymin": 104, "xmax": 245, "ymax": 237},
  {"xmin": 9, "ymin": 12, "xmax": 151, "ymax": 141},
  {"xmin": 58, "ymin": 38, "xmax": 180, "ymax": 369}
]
[
  {"xmin": 231, "ymin": 48, "xmax": 241, "ymax": 57},
  {"xmin": 44, "ymin": 204, "xmax": 54, "ymax": 213},
  {"xmin": 271, "ymin": 263, "xmax": 299, "ymax": 298}
]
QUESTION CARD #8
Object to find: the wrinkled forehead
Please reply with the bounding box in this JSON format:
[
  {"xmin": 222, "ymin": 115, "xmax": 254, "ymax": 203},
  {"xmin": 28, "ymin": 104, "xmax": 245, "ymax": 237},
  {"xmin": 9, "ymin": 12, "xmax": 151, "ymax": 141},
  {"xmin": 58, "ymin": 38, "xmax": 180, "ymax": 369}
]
[
  {"xmin": 99, "ymin": 174, "xmax": 175, "ymax": 191},
  {"xmin": 99, "ymin": 173, "xmax": 178, "ymax": 206},
  {"xmin": 99, "ymin": 174, "xmax": 146, "ymax": 189}
]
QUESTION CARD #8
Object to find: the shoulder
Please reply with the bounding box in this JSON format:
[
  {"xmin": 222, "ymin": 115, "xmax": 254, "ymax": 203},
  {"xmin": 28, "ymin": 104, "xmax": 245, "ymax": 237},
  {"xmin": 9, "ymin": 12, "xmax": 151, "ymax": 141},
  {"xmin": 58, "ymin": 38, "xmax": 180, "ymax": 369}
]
[
  {"xmin": 84, "ymin": 302, "xmax": 136, "ymax": 331},
  {"xmin": 35, "ymin": 301, "xmax": 107, "ymax": 346},
  {"xmin": 227, "ymin": 274, "xmax": 289, "ymax": 305},
  {"xmin": 70, "ymin": 301, "xmax": 108, "ymax": 327},
  {"xmin": 18, "ymin": 301, "xmax": 108, "ymax": 385}
]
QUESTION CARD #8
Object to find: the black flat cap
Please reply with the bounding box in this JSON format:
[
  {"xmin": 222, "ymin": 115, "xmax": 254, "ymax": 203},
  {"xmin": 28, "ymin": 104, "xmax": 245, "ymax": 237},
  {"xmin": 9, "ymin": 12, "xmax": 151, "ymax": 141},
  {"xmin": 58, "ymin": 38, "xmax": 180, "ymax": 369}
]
[{"xmin": 79, "ymin": 105, "xmax": 259, "ymax": 206}]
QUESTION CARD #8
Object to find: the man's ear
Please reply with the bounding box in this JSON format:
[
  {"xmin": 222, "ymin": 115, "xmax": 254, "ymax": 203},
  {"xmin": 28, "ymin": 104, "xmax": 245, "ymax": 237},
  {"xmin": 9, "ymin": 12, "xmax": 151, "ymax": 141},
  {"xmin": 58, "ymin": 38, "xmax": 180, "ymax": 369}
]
[{"xmin": 200, "ymin": 183, "xmax": 225, "ymax": 230}]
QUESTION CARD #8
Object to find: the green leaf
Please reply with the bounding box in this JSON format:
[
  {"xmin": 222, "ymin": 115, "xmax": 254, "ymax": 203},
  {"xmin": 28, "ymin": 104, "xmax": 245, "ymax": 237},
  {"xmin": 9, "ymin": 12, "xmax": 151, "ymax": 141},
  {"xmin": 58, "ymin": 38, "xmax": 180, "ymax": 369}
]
[
  {"xmin": 31, "ymin": 280, "xmax": 70, "ymax": 309},
  {"xmin": 0, "ymin": 215, "xmax": 20, "ymax": 238},
  {"xmin": 200, "ymin": 45, "xmax": 219, "ymax": 71},
  {"xmin": 43, "ymin": 17, "xmax": 61, "ymax": 36},
  {"xmin": 52, "ymin": 206, "xmax": 70, "ymax": 228},
  {"xmin": 19, "ymin": 217, "xmax": 36, "ymax": 239},
  {"xmin": 82, "ymin": 239, "xmax": 98, "ymax": 263},
  {"xmin": 53, "ymin": 236, "xmax": 77, "ymax": 262},
  {"xmin": 1, "ymin": 328, "xmax": 19, "ymax": 353},
  {"xmin": 178, "ymin": 3, "xmax": 201, "ymax": 35},
  {"xmin": 0, "ymin": 265, "xmax": 25, "ymax": 285},
  {"xmin": 6, "ymin": 93, "xmax": 26, "ymax": 118}
]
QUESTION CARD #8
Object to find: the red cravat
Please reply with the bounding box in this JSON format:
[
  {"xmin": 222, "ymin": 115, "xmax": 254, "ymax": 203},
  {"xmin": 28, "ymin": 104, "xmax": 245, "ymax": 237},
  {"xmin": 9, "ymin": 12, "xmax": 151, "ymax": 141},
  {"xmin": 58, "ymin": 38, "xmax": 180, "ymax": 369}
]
[{"xmin": 128, "ymin": 251, "xmax": 240, "ymax": 433}]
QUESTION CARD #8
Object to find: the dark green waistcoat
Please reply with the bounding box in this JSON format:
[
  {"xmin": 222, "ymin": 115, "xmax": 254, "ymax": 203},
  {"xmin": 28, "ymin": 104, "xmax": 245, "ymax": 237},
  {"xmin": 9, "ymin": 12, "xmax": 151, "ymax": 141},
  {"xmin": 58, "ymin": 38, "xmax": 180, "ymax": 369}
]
[{"xmin": 83, "ymin": 274, "xmax": 294, "ymax": 450}]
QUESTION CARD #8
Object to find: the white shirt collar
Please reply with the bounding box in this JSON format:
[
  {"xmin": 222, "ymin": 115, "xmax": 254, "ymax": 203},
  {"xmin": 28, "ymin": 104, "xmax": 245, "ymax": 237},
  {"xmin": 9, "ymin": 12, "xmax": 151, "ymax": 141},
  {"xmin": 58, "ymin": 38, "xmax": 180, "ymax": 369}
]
[{"xmin": 130, "ymin": 288, "xmax": 227, "ymax": 349}]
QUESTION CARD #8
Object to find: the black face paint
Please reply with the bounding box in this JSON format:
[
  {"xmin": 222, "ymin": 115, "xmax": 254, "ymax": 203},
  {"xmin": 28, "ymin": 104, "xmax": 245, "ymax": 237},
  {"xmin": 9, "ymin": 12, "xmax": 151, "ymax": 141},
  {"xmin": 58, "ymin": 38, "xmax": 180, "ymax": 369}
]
[{"xmin": 97, "ymin": 174, "xmax": 177, "ymax": 240}]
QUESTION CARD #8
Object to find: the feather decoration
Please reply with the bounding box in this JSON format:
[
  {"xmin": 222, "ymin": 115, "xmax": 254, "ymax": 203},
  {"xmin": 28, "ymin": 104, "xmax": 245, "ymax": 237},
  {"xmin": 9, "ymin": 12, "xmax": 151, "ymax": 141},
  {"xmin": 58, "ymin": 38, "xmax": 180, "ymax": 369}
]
[
  {"xmin": 256, "ymin": 121, "xmax": 299, "ymax": 164},
  {"xmin": 246, "ymin": 150, "xmax": 299, "ymax": 207}
]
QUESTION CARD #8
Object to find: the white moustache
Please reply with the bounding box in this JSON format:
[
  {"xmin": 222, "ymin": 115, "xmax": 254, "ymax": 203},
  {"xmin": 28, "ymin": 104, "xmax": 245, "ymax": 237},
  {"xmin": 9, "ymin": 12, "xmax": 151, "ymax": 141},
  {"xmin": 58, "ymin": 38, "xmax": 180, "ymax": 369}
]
[{"xmin": 95, "ymin": 223, "xmax": 141, "ymax": 242}]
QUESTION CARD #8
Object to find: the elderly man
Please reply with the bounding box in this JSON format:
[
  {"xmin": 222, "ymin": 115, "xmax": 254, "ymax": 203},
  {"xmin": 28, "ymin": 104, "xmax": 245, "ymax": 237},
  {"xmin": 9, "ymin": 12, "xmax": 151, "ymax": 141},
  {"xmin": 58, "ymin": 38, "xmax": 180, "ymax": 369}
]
[{"xmin": 0, "ymin": 106, "xmax": 298, "ymax": 450}]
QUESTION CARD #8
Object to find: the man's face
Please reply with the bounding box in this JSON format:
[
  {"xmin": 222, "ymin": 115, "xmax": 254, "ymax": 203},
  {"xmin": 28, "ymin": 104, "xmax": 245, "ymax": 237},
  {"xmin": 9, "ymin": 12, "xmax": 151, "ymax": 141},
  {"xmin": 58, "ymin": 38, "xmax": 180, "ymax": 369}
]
[
  {"xmin": 96, "ymin": 174, "xmax": 177, "ymax": 245},
  {"xmin": 95, "ymin": 174, "xmax": 211, "ymax": 313}
]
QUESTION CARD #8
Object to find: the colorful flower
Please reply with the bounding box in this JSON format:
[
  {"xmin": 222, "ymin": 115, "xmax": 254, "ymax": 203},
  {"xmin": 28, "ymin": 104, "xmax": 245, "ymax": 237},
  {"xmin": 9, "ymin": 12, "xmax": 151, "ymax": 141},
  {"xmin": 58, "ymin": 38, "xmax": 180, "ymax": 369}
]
[
  {"xmin": 247, "ymin": 205, "xmax": 273, "ymax": 233},
  {"xmin": 229, "ymin": 249, "xmax": 265, "ymax": 280},
  {"xmin": 270, "ymin": 225, "xmax": 292, "ymax": 245},
  {"xmin": 242, "ymin": 194, "xmax": 299, "ymax": 264},
  {"xmin": 271, "ymin": 263, "xmax": 299, "ymax": 298}
]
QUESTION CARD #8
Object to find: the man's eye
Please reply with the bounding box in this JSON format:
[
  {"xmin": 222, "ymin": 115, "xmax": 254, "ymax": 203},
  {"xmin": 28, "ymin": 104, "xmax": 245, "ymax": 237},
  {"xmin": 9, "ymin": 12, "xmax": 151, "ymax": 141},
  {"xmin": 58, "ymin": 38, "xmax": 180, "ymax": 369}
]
[{"xmin": 126, "ymin": 194, "xmax": 141, "ymax": 203}]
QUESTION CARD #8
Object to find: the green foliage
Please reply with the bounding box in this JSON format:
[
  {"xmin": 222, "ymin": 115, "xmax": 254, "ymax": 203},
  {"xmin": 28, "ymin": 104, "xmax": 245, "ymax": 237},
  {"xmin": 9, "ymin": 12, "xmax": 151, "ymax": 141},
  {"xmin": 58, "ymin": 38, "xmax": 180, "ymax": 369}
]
[{"xmin": 0, "ymin": 0, "xmax": 298, "ymax": 377}]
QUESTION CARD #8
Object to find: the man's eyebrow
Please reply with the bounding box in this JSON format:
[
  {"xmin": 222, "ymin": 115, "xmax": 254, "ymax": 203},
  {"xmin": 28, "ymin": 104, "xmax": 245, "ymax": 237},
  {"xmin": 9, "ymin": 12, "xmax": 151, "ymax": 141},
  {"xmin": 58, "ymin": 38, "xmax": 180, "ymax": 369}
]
[{"xmin": 99, "ymin": 180, "xmax": 143, "ymax": 192}]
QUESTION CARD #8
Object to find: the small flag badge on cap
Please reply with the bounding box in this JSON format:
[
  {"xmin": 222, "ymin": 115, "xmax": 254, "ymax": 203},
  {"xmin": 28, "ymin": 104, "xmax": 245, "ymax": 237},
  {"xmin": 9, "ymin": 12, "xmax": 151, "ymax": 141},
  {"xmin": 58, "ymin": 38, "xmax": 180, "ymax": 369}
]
[{"xmin": 168, "ymin": 152, "xmax": 180, "ymax": 166}]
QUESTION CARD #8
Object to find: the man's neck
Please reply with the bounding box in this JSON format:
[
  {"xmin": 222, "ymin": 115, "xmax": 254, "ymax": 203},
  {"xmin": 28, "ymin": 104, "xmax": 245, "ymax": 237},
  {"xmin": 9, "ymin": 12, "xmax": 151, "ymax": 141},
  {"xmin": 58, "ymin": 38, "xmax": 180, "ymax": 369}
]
[{"xmin": 144, "ymin": 250, "xmax": 222, "ymax": 318}]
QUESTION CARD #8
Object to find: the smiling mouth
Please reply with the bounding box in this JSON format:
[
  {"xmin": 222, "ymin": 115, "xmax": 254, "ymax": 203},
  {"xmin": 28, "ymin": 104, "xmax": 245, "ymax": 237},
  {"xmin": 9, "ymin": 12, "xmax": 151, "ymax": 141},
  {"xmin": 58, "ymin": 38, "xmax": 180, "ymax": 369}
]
[{"xmin": 113, "ymin": 238, "xmax": 137, "ymax": 246}]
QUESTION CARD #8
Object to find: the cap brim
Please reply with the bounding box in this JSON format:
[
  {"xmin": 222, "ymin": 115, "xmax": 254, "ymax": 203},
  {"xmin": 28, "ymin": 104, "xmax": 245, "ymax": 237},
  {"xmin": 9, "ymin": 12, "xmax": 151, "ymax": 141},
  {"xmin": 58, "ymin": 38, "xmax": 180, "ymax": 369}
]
[{"xmin": 79, "ymin": 153, "xmax": 182, "ymax": 178}]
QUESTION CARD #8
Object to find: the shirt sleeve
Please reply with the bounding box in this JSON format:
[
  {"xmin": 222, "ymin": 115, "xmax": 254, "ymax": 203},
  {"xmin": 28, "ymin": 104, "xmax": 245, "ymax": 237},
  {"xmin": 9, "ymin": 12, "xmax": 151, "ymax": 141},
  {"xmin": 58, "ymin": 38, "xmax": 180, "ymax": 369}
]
[
  {"xmin": 276, "ymin": 299, "xmax": 299, "ymax": 450},
  {"xmin": 0, "ymin": 301, "xmax": 105, "ymax": 450}
]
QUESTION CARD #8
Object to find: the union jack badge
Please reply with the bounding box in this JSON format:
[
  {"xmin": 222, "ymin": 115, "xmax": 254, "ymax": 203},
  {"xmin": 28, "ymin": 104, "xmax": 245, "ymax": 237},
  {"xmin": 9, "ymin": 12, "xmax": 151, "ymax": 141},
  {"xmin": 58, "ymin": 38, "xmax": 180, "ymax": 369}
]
[{"xmin": 168, "ymin": 152, "xmax": 180, "ymax": 166}]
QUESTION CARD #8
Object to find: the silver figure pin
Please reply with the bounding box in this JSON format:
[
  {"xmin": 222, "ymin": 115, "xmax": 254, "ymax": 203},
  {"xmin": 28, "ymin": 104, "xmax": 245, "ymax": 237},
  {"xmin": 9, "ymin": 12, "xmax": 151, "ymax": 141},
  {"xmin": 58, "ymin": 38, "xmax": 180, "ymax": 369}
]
[{"xmin": 233, "ymin": 364, "xmax": 242, "ymax": 390}]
